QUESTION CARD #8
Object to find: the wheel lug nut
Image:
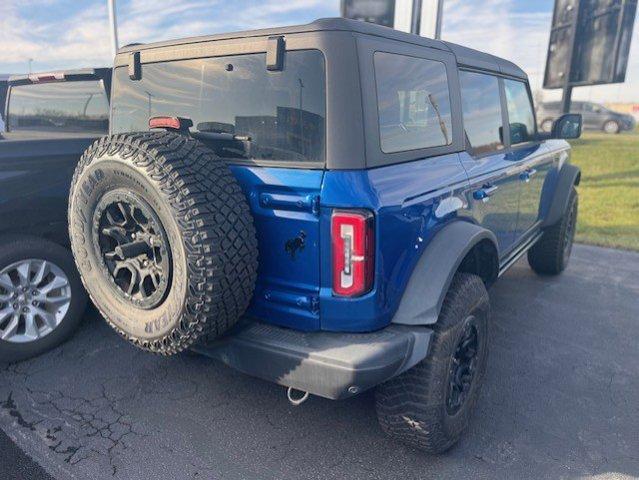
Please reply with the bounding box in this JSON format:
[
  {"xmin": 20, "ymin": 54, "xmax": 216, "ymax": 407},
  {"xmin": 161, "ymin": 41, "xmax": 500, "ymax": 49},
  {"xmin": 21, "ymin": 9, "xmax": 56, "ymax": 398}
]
[
  {"xmin": 22, "ymin": 307, "xmax": 29, "ymax": 313},
  {"xmin": 32, "ymin": 290, "xmax": 38, "ymax": 296},
  {"xmin": 12, "ymin": 303, "xmax": 18, "ymax": 310},
  {"xmin": 32, "ymin": 301, "xmax": 38, "ymax": 307}
]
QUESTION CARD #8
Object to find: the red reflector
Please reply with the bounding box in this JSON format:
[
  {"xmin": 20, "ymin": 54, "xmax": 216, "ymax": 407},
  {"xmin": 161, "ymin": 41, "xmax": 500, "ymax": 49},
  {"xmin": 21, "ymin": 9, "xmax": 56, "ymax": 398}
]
[
  {"xmin": 149, "ymin": 116, "xmax": 182, "ymax": 130},
  {"xmin": 331, "ymin": 210, "xmax": 375, "ymax": 297}
]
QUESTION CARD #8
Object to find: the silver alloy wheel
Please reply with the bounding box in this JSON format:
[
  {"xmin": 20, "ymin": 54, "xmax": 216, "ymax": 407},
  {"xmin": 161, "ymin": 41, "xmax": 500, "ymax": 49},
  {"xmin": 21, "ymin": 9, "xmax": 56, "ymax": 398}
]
[
  {"xmin": 0, "ymin": 259, "xmax": 72, "ymax": 344},
  {"xmin": 603, "ymin": 120, "xmax": 619, "ymax": 134}
]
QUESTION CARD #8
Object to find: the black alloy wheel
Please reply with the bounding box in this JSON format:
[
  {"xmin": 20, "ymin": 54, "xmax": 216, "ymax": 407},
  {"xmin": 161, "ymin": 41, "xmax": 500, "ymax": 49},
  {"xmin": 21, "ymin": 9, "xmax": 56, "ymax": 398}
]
[
  {"xmin": 94, "ymin": 190, "xmax": 171, "ymax": 310},
  {"xmin": 446, "ymin": 316, "xmax": 480, "ymax": 415}
]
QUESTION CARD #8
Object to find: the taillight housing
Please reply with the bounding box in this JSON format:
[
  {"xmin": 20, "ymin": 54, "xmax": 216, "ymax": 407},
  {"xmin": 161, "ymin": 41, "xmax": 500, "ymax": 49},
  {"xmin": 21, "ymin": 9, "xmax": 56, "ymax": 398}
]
[{"xmin": 331, "ymin": 210, "xmax": 375, "ymax": 297}]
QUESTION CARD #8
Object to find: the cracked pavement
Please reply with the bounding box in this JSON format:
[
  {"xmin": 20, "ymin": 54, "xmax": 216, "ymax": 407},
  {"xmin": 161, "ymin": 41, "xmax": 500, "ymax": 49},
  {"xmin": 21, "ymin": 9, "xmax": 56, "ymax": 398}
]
[{"xmin": 1, "ymin": 244, "xmax": 638, "ymax": 480}]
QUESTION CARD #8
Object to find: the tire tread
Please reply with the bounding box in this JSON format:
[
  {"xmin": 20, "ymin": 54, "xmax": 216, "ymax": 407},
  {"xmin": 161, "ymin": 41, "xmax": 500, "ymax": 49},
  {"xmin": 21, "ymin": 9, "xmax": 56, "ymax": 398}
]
[{"xmin": 68, "ymin": 132, "xmax": 258, "ymax": 355}]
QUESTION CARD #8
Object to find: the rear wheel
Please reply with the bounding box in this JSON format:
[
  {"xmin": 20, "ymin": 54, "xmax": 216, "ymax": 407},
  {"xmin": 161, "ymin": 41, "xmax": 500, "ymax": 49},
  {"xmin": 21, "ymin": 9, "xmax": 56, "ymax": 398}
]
[
  {"xmin": 375, "ymin": 273, "xmax": 490, "ymax": 453},
  {"xmin": 528, "ymin": 187, "xmax": 578, "ymax": 275},
  {"xmin": 0, "ymin": 236, "xmax": 87, "ymax": 362},
  {"xmin": 68, "ymin": 132, "xmax": 258, "ymax": 355}
]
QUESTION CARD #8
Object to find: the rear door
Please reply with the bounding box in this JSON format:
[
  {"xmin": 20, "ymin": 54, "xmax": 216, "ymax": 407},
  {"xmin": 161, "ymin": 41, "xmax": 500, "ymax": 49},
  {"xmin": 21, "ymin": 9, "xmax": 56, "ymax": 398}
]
[
  {"xmin": 458, "ymin": 70, "xmax": 522, "ymax": 254},
  {"xmin": 581, "ymin": 102, "xmax": 603, "ymax": 129},
  {"xmin": 502, "ymin": 78, "xmax": 557, "ymax": 238}
]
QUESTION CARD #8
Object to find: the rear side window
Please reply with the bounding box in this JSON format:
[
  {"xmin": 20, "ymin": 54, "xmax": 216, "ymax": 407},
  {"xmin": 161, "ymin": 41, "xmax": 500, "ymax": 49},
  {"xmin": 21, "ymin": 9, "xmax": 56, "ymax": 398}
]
[
  {"xmin": 374, "ymin": 52, "xmax": 452, "ymax": 153},
  {"xmin": 459, "ymin": 71, "xmax": 504, "ymax": 155},
  {"xmin": 7, "ymin": 81, "xmax": 109, "ymax": 134},
  {"xmin": 503, "ymin": 79, "xmax": 536, "ymax": 145},
  {"xmin": 111, "ymin": 50, "xmax": 326, "ymax": 164}
]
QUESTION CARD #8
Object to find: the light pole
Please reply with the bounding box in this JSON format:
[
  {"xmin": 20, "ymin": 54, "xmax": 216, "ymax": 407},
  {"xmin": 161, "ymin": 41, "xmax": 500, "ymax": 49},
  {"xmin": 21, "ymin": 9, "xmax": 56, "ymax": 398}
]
[
  {"xmin": 28, "ymin": 58, "xmax": 33, "ymax": 74},
  {"xmin": 107, "ymin": 0, "xmax": 119, "ymax": 58}
]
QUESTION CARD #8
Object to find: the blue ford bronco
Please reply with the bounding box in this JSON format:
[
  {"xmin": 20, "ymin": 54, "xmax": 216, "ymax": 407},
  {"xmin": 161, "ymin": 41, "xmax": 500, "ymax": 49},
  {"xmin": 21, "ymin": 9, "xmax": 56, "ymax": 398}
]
[{"xmin": 68, "ymin": 18, "xmax": 582, "ymax": 452}]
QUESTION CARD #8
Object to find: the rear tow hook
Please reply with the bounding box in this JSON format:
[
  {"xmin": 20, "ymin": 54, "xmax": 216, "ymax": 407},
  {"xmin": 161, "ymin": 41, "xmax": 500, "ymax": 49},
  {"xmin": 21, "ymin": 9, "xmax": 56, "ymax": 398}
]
[{"xmin": 286, "ymin": 387, "xmax": 310, "ymax": 406}]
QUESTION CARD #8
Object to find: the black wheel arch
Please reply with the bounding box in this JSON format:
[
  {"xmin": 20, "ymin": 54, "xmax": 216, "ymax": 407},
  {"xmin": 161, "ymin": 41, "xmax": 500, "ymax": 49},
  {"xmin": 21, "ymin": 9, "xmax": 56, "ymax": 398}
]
[
  {"xmin": 541, "ymin": 163, "xmax": 581, "ymax": 228},
  {"xmin": 391, "ymin": 221, "xmax": 498, "ymax": 326}
]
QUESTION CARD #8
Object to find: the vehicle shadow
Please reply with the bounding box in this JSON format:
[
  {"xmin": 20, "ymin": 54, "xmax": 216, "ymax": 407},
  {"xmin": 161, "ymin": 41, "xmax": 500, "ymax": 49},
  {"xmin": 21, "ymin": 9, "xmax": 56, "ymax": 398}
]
[{"xmin": 1, "ymin": 246, "xmax": 638, "ymax": 480}]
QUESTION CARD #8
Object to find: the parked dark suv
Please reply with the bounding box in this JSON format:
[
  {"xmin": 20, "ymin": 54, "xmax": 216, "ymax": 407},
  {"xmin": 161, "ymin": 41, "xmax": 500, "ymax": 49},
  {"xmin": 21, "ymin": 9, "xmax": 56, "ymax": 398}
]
[
  {"xmin": 67, "ymin": 18, "xmax": 582, "ymax": 452},
  {"xmin": 538, "ymin": 101, "xmax": 635, "ymax": 134},
  {"xmin": 0, "ymin": 68, "xmax": 110, "ymax": 361}
]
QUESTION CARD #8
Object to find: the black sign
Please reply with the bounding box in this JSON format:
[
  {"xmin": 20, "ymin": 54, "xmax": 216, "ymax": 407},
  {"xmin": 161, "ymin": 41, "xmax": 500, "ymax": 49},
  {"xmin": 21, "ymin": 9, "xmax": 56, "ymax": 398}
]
[
  {"xmin": 544, "ymin": 0, "xmax": 637, "ymax": 89},
  {"xmin": 341, "ymin": 0, "xmax": 396, "ymax": 28}
]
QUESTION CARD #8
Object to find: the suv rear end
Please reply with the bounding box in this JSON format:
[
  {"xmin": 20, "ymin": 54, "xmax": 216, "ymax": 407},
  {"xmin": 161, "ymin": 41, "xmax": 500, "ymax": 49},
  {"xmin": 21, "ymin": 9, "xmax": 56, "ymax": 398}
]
[
  {"xmin": 70, "ymin": 18, "xmax": 581, "ymax": 453},
  {"xmin": 110, "ymin": 19, "xmax": 466, "ymax": 335}
]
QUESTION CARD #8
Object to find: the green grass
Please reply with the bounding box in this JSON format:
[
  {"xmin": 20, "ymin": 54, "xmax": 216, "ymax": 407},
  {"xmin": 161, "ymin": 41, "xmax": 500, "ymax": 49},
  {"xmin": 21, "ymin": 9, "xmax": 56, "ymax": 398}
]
[{"xmin": 568, "ymin": 129, "xmax": 639, "ymax": 251}]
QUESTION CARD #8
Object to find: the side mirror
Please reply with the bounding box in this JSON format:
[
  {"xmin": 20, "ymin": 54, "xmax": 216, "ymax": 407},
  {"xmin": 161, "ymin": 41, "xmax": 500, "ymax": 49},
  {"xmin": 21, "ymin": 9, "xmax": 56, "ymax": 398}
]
[
  {"xmin": 509, "ymin": 122, "xmax": 529, "ymax": 144},
  {"xmin": 552, "ymin": 113, "xmax": 582, "ymax": 139}
]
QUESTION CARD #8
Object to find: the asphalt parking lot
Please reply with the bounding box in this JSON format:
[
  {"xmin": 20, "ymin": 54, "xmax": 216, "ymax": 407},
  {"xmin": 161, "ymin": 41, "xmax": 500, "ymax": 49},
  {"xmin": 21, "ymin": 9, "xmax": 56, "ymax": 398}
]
[{"xmin": 1, "ymin": 244, "xmax": 638, "ymax": 480}]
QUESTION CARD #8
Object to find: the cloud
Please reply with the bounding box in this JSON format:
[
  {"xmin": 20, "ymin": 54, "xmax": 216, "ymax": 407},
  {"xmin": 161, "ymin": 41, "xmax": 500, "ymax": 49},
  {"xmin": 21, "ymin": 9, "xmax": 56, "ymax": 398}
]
[
  {"xmin": 0, "ymin": 0, "xmax": 337, "ymax": 73},
  {"xmin": 441, "ymin": 0, "xmax": 639, "ymax": 103},
  {"xmin": 0, "ymin": 1, "xmax": 111, "ymax": 72},
  {"xmin": 442, "ymin": 0, "xmax": 552, "ymax": 89},
  {"xmin": 0, "ymin": 0, "xmax": 636, "ymax": 103}
]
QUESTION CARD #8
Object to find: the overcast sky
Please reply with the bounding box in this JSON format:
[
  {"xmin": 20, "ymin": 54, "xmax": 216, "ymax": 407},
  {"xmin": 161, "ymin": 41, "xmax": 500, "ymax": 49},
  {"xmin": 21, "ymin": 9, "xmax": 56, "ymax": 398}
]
[{"xmin": 0, "ymin": 0, "xmax": 637, "ymax": 102}]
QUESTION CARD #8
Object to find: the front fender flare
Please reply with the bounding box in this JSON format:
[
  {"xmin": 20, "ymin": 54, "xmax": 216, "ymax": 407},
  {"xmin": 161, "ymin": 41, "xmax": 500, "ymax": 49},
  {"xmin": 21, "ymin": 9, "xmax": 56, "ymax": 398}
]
[
  {"xmin": 542, "ymin": 163, "xmax": 581, "ymax": 228},
  {"xmin": 392, "ymin": 221, "xmax": 497, "ymax": 326}
]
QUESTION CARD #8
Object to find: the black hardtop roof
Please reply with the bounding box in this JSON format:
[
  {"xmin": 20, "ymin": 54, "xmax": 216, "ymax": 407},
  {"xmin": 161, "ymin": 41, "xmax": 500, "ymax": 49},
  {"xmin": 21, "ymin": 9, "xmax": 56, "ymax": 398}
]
[{"xmin": 118, "ymin": 17, "xmax": 527, "ymax": 80}]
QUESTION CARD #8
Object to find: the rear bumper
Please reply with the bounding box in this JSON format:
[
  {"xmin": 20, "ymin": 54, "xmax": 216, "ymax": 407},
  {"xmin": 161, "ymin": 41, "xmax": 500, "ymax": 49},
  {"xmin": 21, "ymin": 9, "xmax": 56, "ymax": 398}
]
[{"xmin": 192, "ymin": 321, "xmax": 432, "ymax": 400}]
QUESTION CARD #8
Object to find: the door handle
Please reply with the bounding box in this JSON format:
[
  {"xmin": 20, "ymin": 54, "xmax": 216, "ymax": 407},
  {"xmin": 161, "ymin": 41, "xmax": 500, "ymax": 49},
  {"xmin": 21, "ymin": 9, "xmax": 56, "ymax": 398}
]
[
  {"xmin": 473, "ymin": 184, "xmax": 499, "ymax": 201},
  {"xmin": 520, "ymin": 168, "xmax": 537, "ymax": 183}
]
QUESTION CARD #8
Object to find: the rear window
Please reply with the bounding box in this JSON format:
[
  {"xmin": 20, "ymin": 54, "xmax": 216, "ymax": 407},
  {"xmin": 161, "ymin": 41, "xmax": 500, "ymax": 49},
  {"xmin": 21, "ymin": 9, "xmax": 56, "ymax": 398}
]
[
  {"xmin": 374, "ymin": 52, "xmax": 452, "ymax": 154},
  {"xmin": 111, "ymin": 50, "xmax": 326, "ymax": 164},
  {"xmin": 7, "ymin": 80, "xmax": 109, "ymax": 134},
  {"xmin": 459, "ymin": 71, "xmax": 504, "ymax": 155}
]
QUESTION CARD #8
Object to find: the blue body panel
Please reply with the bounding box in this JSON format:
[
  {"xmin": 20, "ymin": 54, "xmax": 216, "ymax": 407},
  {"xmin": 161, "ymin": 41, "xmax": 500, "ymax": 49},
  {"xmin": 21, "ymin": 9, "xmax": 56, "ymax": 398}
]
[
  {"xmin": 458, "ymin": 149, "xmax": 523, "ymax": 254},
  {"xmin": 319, "ymin": 153, "xmax": 470, "ymax": 331},
  {"xmin": 229, "ymin": 165, "xmax": 324, "ymax": 331},
  {"xmin": 229, "ymin": 154, "xmax": 476, "ymax": 333},
  {"xmin": 229, "ymin": 141, "xmax": 566, "ymax": 333}
]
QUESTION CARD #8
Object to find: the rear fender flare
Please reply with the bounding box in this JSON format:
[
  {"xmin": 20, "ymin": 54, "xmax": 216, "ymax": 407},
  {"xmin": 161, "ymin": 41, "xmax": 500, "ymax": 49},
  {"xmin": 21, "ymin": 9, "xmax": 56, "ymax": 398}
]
[{"xmin": 392, "ymin": 221, "xmax": 498, "ymax": 326}]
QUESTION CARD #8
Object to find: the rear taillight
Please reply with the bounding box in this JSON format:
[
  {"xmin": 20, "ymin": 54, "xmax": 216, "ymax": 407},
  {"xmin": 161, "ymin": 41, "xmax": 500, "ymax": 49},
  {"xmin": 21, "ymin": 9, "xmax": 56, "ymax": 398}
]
[{"xmin": 331, "ymin": 210, "xmax": 375, "ymax": 297}]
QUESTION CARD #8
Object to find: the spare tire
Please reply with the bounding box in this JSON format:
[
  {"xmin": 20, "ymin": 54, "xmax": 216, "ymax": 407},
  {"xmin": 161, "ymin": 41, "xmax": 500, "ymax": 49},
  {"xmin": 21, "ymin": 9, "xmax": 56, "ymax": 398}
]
[{"xmin": 68, "ymin": 132, "xmax": 258, "ymax": 355}]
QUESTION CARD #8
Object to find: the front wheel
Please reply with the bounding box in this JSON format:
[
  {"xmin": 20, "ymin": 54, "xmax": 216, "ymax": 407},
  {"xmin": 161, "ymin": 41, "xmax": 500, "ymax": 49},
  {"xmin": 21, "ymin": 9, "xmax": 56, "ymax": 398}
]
[
  {"xmin": 0, "ymin": 236, "xmax": 87, "ymax": 362},
  {"xmin": 528, "ymin": 187, "xmax": 578, "ymax": 275},
  {"xmin": 375, "ymin": 273, "xmax": 490, "ymax": 453},
  {"xmin": 603, "ymin": 120, "xmax": 620, "ymax": 134}
]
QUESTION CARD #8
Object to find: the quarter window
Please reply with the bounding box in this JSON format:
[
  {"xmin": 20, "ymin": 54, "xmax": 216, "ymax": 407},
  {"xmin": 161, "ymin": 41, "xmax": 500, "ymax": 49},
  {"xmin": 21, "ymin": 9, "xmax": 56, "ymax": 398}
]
[
  {"xmin": 459, "ymin": 71, "xmax": 504, "ymax": 155},
  {"xmin": 504, "ymin": 79, "xmax": 536, "ymax": 145},
  {"xmin": 374, "ymin": 52, "xmax": 452, "ymax": 153}
]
